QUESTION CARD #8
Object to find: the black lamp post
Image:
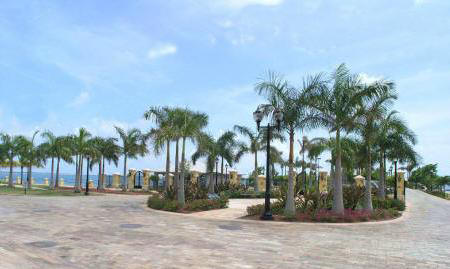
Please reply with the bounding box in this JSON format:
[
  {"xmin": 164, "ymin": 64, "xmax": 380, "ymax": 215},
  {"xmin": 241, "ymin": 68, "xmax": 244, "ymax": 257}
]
[
  {"xmin": 85, "ymin": 157, "xmax": 90, "ymax": 196},
  {"xmin": 253, "ymin": 104, "xmax": 283, "ymax": 221},
  {"xmin": 394, "ymin": 160, "xmax": 398, "ymax": 200}
]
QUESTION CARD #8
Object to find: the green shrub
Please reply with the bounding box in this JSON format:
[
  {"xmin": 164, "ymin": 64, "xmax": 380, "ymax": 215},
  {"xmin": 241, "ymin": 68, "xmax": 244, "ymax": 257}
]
[
  {"xmin": 343, "ymin": 185, "xmax": 365, "ymax": 210},
  {"xmin": 147, "ymin": 195, "xmax": 179, "ymax": 211},
  {"xmin": 372, "ymin": 197, "xmax": 405, "ymax": 211},
  {"xmin": 184, "ymin": 194, "xmax": 229, "ymax": 211},
  {"xmin": 246, "ymin": 201, "xmax": 284, "ymax": 216},
  {"xmin": 163, "ymin": 186, "xmax": 177, "ymax": 200},
  {"xmin": 185, "ymin": 181, "xmax": 208, "ymax": 202}
]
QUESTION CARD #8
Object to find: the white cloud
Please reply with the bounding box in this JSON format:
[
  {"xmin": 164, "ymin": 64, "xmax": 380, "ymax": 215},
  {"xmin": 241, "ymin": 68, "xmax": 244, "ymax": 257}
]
[
  {"xmin": 147, "ymin": 44, "xmax": 177, "ymax": 60},
  {"xmin": 414, "ymin": 0, "xmax": 432, "ymax": 5},
  {"xmin": 218, "ymin": 19, "xmax": 234, "ymax": 28},
  {"xmin": 231, "ymin": 33, "xmax": 255, "ymax": 46},
  {"xmin": 220, "ymin": 0, "xmax": 283, "ymax": 9},
  {"xmin": 359, "ymin": 73, "xmax": 383, "ymax": 84},
  {"xmin": 68, "ymin": 91, "xmax": 90, "ymax": 107}
]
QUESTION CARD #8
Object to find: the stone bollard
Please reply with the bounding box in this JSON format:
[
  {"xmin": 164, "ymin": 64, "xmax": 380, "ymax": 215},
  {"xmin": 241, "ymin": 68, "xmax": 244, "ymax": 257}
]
[
  {"xmin": 88, "ymin": 180, "xmax": 94, "ymax": 189},
  {"xmin": 230, "ymin": 171, "xmax": 238, "ymax": 185},
  {"xmin": 190, "ymin": 171, "xmax": 199, "ymax": 184},
  {"xmin": 16, "ymin": 177, "xmax": 21, "ymax": 185},
  {"xmin": 143, "ymin": 169, "xmax": 151, "ymax": 190},
  {"xmin": 60, "ymin": 178, "xmax": 64, "ymax": 186},
  {"xmin": 112, "ymin": 173, "xmax": 121, "ymax": 188},
  {"xmin": 397, "ymin": 172, "xmax": 405, "ymax": 202},
  {"xmin": 354, "ymin": 175, "xmax": 365, "ymax": 188},
  {"xmin": 257, "ymin": 175, "xmax": 266, "ymax": 192},
  {"xmin": 167, "ymin": 173, "xmax": 174, "ymax": 188},
  {"xmin": 127, "ymin": 169, "xmax": 137, "ymax": 190},
  {"xmin": 319, "ymin": 172, "xmax": 328, "ymax": 193},
  {"xmin": 44, "ymin": 178, "xmax": 49, "ymax": 186}
]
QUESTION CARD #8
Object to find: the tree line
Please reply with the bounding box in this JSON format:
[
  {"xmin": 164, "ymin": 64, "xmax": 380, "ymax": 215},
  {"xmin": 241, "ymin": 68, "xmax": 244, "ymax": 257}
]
[{"xmin": 0, "ymin": 63, "xmax": 421, "ymax": 214}]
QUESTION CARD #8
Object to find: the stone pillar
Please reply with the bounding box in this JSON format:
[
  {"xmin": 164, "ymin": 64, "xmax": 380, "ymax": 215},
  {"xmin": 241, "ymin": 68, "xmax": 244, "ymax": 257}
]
[
  {"xmin": 319, "ymin": 172, "xmax": 328, "ymax": 193},
  {"xmin": 397, "ymin": 172, "xmax": 405, "ymax": 202},
  {"xmin": 44, "ymin": 178, "xmax": 49, "ymax": 186},
  {"xmin": 112, "ymin": 173, "xmax": 121, "ymax": 188},
  {"xmin": 16, "ymin": 177, "xmax": 21, "ymax": 185},
  {"xmin": 230, "ymin": 171, "xmax": 239, "ymax": 185},
  {"xmin": 88, "ymin": 180, "xmax": 94, "ymax": 189},
  {"xmin": 257, "ymin": 175, "xmax": 266, "ymax": 192},
  {"xmin": 60, "ymin": 178, "xmax": 64, "ymax": 186},
  {"xmin": 143, "ymin": 169, "xmax": 151, "ymax": 190},
  {"xmin": 354, "ymin": 175, "xmax": 365, "ymax": 188},
  {"xmin": 31, "ymin": 178, "xmax": 35, "ymax": 185},
  {"xmin": 127, "ymin": 169, "xmax": 137, "ymax": 190},
  {"xmin": 191, "ymin": 171, "xmax": 199, "ymax": 184}
]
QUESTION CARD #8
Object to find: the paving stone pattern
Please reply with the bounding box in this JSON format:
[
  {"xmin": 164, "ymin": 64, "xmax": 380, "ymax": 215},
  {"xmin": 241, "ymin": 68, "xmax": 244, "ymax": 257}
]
[{"xmin": 0, "ymin": 189, "xmax": 449, "ymax": 268}]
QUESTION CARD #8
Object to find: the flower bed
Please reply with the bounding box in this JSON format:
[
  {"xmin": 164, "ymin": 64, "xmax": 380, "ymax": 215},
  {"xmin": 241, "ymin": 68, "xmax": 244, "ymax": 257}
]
[{"xmin": 147, "ymin": 194, "xmax": 229, "ymax": 213}]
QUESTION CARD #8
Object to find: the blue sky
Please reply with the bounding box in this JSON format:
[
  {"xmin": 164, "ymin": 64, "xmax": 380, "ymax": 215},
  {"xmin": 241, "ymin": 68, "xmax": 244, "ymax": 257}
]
[{"xmin": 0, "ymin": 0, "xmax": 449, "ymax": 175}]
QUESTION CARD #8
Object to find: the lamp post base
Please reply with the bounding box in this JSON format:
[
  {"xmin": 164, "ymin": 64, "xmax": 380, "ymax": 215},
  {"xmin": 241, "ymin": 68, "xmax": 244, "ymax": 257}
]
[{"xmin": 260, "ymin": 212, "xmax": 273, "ymax": 221}]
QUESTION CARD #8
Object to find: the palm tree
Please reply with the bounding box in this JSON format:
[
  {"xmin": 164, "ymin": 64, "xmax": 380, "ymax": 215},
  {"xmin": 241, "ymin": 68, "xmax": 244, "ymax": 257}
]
[
  {"xmin": 375, "ymin": 111, "xmax": 417, "ymax": 199},
  {"xmin": 192, "ymin": 133, "xmax": 221, "ymax": 194},
  {"xmin": 234, "ymin": 125, "xmax": 284, "ymax": 191},
  {"xmin": 307, "ymin": 64, "xmax": 382, "ymax": 214},
  {"xmin": 256, "ymin": 72, "xmax": 324, "ymax": 216},
  {"xmin": 73, "ymin": 128, "xmax": 92, "ymax": 192},
  {"xmin": 53, "ymin": 136, "xmax": 73, "ymax": 188},
  {"xmin": 176, "ymin": 109, "xmax": 208, "ymax": 206},
  {"xmin": 19, "ymin": 131, "xmax": 46, "ymax": 189},
  {"xmin": 41, "ymin": 130, "xmax": 57, "ymax": 185},
  {"xmin": 354, "ymin": 80, "xmax": 397, "ymax": 211},
  {"xmin": 0, "ymin": 133, "xmax": 26, "ymax": 187},
  {"xmin": 94, "ymin": 137, "xmax": 120, "ymax": 191},
  {"xmin": 144, "ymin": 106, "xmax": 176, "ymax": 191},
  {"xmin": 115, "ymin": 126, "xmax": 149, "ymax": 189}
]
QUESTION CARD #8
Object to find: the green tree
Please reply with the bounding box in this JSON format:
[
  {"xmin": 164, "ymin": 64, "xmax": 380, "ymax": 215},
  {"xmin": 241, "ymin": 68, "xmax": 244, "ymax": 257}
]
[
  {"xmin": 18, "ymin": 131, "xmax": 46, "ymax": 189},
  {"xmin": 115, "ymin": 126, "xmax": 149, "ymax": 189},
  {"xmin": 73, "ymin": 128, "xmax": 92, "ymax": 192},
  {"xmin": 0, "ymin": 133, "xmax": 26, "ymax": 187},
  {"xmin": 354, "ymin": 80, "xmax": 397, "ymax": 211},
  {"xmin": 53, "ymin": 136, "xmax": 74, "ymax": 188},
  {"xmin": 176, "ymin": 109, "xmax": 208, "ymax": 206},
  {"xmin": 256, "ymin": 72, "xmax": 324, "ymax": 216},
  {"xmin": 41, "ymin": 130, "xmax": 57, "ymax": 185}
]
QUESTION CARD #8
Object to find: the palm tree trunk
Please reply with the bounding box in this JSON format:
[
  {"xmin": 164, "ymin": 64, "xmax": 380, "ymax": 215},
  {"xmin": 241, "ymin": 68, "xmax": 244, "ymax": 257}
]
[
  {"xmin": 221, "ymin": 156, "xmax": 224, "ymax": 183},
  {"xmin": 284, "ymin": 127, "xmax": 296, "ymax": 216},
  {"xmin": 55, "ymin": 157, "xmax": 60, "ymax": 188},
  {"xmin": 332, "ymin": 129, "xmax": 345, "ymax": 215},
  {"xmin": 101, "ymin": 156, "xmax": 106, "ymax": 189},
  {"xmin": 377, "ymin": 151, "xmax": 386, "ymax": 199},
  {"xmin": 123, "ymin": 154, "xmax": 128, "ymax": 190},
  {"xmin": 165, "ymin": 140, "xmax": 171, "ymax": 191},
  {"xmin": 79, "ymin": 156, "xmax": 84, "ymax": 189},
  {"xmin": 20, "ymin": 166, "xmax": 24, "ymax": 185},
  {"xmin": 208, "ymin": 172, "xmax": 215, "ymax": 194},
  {"xmin": 98, "ymin": 157, "xmax": 102, "ymax": 191},
  {"xmin": 174, "ymin": 139, "xmax": 179, "ymax": 194},
  {"xmin": 75, "ymin": 154, "xmax": 79, "ymax": 189},
  {"xmin": 364, "ymin": 144, "xmax": 373, "ymax": 211},
  {"xmin": 8, "ymin": 158, "xmax": 14, "ymax": 187},
  {"xmin": 50, "ymin": 157, "xmax": 54, "ymax": 185},
  {"xmin": 178, "ymin": 137, "xmax": 186, "ymax": 206},
  {"xmin": 254, "ymin": 151, "xmax": 258, "ymax": 191},
  {"xmin": 27, "ymin": 165, "xmax": 32, "ymax": 189}
]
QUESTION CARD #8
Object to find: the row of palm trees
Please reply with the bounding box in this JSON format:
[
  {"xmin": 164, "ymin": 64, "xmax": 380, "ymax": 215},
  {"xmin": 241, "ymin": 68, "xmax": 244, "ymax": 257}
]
[
  {"xmin": 1, "ymin": 63, "xmax": 419, "ymax": 215},
  {"xmin": 253, "ymin": 63, "xmax": 418, "ymax": 215}
]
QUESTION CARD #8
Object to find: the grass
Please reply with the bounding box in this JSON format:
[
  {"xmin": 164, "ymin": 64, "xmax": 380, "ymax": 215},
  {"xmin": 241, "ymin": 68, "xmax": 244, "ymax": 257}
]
[{"xmin": 0, "ymin": 185, "xmax": 99, "ymax": 196}]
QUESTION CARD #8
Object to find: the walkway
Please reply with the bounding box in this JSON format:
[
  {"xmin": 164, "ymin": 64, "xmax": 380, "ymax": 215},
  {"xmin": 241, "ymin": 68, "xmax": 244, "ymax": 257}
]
[{"xmin": 0, "ymin": 189, "xmax": 449, "ymax": 268}]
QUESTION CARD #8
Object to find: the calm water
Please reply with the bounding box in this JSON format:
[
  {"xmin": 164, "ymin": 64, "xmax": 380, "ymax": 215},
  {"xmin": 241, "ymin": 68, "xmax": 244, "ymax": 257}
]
[{"xmin": 0, "ymin": 170, "xmax": 117, "ymax": 187}]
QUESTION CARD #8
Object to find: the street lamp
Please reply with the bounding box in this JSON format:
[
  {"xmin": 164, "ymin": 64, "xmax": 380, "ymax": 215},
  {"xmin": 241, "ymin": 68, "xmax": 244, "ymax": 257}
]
[{"xmin": 253, "ymin": 104, "xmax": 283, "ymax": 221}]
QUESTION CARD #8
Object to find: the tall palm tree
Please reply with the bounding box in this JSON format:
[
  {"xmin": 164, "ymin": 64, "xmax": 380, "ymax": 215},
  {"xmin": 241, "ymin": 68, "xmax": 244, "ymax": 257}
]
[
  {"xmin": 144, "ymin": 106, "xmax": 176, "ymax": 191},
  {"xmin": 307, "ymin": 64, "xmax": 382, "ymax": 214},
  {"xmin": 19, "ymin": 131, "xmax": 46, "ymax": 189},
  {"xmin": 53, "ymin": 135, "xmax": 73, "ymax": 188},
  {"xmin": 93, "ymin": 137, "xmax": 120, "ymax": 191},
  {"xmin": 0, "ymin": 133, "xmax": 26, "ymax": 187},
  {"xmin": 256, "ymin": 72, "xmax": 324, "ymax": 216},
  {"xmin": 41, "ymin": 130, "xmax": 57, "ymax": 185},
  {"xmin": 73, "ymin": 128, "xmax": 92, "ymax": 192},
  {"xmin": 192, "ymin": 133, "xmax": 221, "ymax": 194},
  {"xmin": 177, "ymin": 109, "xmax": 208, "ymax": 206},
  {"xmin": 115, "ymin": 126, "xmax": 149, "ymax": 189},
  {"xmin": 375, "ymin": 111, "xmax": 417, "ymax": 199},
  {"xmin": 354, "ymin": 80, "xmax": 397, "ymax": 211}
]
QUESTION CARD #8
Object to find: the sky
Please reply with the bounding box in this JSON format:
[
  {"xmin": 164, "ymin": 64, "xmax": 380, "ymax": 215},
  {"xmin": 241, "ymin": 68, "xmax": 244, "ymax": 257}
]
[{"xmin": 0, "ymin": 0, "xmax": 449, "ymax": 176}]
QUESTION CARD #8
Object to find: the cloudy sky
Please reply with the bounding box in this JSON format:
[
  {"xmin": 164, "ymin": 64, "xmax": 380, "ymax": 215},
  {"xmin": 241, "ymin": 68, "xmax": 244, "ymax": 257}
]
[{"xmin": 0, "ymin": 0, "xmax": 449, "ymax": 175}]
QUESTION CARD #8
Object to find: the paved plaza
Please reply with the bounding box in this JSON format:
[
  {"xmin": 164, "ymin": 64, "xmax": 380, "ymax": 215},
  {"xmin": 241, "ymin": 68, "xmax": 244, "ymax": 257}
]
[{"xmin": 0, "ymin": 189, "xmax": 449, "ymax": 268}]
